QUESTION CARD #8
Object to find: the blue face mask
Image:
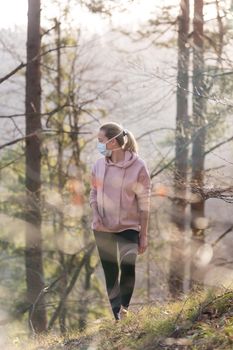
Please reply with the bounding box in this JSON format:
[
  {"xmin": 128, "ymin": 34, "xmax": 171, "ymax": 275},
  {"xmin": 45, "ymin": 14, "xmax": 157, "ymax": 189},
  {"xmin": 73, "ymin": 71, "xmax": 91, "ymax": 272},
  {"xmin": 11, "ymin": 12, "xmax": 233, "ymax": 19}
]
[
  {"xmin": 97, "ymin": 130, "xmax": 124, "ymax": 157},
  {"xmin": 97, "ymin": 142, "xmax": 112, "ymax": 157}
]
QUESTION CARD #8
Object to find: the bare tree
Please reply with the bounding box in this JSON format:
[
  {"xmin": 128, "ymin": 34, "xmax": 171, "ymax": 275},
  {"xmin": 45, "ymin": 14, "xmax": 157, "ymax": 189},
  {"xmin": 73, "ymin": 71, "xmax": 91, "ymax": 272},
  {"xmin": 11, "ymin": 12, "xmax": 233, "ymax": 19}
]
[
  {"xmin": 191, "ymin": 0, "xmax": 205, "ymax": 239},
  {"xmin": 168, "ymin": 0, "xmax": 190, "ymax": 297},
  {"xmin": 24, "ymin": 0, "xmax": 47, "ymax": 333}
]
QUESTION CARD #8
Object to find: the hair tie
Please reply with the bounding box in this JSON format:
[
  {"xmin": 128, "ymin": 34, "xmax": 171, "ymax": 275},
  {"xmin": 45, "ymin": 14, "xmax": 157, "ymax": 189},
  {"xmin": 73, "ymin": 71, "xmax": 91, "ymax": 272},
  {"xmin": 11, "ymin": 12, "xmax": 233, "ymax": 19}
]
[{"xmin": 123, "ymin": 129, "xmax": 128, "ymax": 136}]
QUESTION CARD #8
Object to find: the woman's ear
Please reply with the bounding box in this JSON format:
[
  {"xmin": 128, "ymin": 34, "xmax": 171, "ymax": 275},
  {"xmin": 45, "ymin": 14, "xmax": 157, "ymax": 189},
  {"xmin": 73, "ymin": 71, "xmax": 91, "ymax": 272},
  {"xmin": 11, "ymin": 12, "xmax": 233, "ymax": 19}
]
[{"xmin": 109, "ymin": 138, "xmax": 117, "ymax": 146}]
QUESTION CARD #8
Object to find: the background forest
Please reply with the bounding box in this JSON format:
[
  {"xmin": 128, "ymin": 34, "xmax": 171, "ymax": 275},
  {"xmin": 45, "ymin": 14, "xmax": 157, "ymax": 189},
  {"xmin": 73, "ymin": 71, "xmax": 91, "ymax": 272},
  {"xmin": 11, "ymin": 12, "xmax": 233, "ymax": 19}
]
[{"xmin": 0, "ymin": 0, "xmax": 233, "ymax": 344}]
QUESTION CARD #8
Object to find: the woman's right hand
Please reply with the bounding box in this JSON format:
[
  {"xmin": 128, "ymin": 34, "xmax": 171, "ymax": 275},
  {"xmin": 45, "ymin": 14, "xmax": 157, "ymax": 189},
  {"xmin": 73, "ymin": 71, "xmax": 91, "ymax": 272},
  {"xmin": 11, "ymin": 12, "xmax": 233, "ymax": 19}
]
[
  {"xmin": 93, "ymin": 213, "xmax": 103, "ymax": 230},
  {"xmin": 91, "ymin": 203, "xmax": 103, "ymax": 230}
]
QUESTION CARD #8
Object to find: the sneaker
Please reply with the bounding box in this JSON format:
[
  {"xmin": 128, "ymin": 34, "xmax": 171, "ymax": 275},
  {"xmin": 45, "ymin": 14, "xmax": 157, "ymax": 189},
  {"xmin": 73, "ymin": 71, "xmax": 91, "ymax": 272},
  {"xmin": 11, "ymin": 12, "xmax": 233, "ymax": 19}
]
[
  {"xmin": 120, "ymin": 306, "xmax": 129, "ymax": 319},
  {"xmin": 113, "ymin": 308, "xmax": 121, "ymax": 321}
]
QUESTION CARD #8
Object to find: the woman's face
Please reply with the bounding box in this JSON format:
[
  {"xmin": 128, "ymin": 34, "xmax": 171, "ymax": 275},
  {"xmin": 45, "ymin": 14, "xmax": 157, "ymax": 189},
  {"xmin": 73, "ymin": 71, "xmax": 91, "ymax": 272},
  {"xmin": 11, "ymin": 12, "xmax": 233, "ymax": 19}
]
[{"xmin": 97, "ymin": 129, "xmax": 118, "ymax": 150}]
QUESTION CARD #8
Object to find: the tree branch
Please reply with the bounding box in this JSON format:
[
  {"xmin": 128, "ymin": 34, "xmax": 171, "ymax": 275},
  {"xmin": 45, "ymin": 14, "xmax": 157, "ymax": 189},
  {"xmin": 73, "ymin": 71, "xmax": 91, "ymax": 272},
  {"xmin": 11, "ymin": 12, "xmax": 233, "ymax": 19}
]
[
  {"xmin": 204, "ymin": 135, "xmax": 233, "ymax": 155},
  {"xmin": 0, "ymin": 45, "xmax": 78, "ymax": 85},
  {"xmin": 47, "ymin": 242, "xmax": 95, "ymax": 330}
]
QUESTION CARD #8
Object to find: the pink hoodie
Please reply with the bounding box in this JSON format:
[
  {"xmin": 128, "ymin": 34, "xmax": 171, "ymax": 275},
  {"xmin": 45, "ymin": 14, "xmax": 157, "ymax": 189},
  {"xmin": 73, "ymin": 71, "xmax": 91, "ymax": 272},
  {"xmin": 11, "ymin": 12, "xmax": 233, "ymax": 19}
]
[{"xmin": 89, "ymin": 150, "xmax": 151, "ymax": 232}]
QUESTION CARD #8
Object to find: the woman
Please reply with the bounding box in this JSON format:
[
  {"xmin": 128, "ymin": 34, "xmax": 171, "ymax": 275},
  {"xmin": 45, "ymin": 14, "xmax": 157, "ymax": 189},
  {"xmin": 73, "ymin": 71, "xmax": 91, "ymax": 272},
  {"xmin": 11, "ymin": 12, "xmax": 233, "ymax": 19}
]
[{"xmin": 89, "ymin": 122, "xmax": 151, "ymax": 321}]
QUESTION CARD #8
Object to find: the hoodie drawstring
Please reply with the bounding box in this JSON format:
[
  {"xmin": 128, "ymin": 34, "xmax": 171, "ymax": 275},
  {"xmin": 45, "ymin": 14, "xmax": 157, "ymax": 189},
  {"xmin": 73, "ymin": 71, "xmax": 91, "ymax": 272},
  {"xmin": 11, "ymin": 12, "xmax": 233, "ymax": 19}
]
[{"xmin": 118, "ymin": 168, "xmax": 126, "ymax": 226}]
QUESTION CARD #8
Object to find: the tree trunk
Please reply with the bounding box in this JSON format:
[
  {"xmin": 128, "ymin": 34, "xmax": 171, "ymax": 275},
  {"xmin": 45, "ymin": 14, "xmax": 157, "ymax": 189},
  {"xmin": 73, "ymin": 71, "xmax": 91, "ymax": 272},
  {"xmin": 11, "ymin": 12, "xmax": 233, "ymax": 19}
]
[
  {"xmin": 25, "ymin": 0, "xmax": 47, "ymax": 333},
  {"xmin": 55, "ymin": 18, "xmax": 68, "ymax": 335},
  {"xmin": 169, "ymin": 0, "xmax": 190, "ymax": 297},
  {"xmin": 190, "ymin": 0, "xmax": 206, "ymax": 285},
  {"xmin": 191, "ymin": 0, "xmax": 205, "ymax": 238}
]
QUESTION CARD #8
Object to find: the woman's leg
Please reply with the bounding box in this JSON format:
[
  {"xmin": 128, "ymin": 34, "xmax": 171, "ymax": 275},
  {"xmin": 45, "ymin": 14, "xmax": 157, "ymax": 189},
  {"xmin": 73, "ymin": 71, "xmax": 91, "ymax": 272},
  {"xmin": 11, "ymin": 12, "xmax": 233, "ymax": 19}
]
[
  {"xmin": 117, "ymin": 229, "xmax": 139, "ymax": 309},
  {"xmin": 93, "ymin": 230, "xmax": 121, "ymax": 319}
]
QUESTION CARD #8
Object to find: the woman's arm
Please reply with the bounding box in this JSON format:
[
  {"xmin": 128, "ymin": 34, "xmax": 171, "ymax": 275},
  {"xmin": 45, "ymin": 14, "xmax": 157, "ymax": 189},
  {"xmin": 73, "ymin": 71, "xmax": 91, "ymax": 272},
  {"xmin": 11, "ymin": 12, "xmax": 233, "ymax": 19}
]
[
  {"xmin": 136, "ymin": 165, "xmax": 151, "ymax": 253},
  {"xmin": 89, "ymin": 164, "xmax": 97, "ymax": 209},
  {"xmin": 139, "ymin": 210, "xmax": 150, "ymax": 238},
  {"xmin": 89, "ymin": 164, "xmax": 103, "ymax": 229}
]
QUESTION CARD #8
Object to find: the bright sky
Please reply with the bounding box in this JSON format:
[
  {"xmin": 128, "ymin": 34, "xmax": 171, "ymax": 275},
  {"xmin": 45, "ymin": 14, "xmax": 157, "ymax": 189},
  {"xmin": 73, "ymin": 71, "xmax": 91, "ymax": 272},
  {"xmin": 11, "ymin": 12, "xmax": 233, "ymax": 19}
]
[
  {"xmin": 0, "ymin": 0, "xmax": 225, "ymax": 33},
  {"xmin": 0, "ymin": 0, "xmax": 160, "ymax": 32},
  {"xmin": 0, "ymin": 0, "xmax": 28, "ymax": 28}
]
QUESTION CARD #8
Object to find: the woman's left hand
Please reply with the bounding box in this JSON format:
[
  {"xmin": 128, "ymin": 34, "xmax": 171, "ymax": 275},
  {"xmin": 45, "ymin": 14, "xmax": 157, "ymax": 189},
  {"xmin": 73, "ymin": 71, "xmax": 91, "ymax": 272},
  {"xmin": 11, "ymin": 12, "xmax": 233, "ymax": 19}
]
[{"xmin": 138, "ymin": 234, "xmax": 148, "ymax": 255}]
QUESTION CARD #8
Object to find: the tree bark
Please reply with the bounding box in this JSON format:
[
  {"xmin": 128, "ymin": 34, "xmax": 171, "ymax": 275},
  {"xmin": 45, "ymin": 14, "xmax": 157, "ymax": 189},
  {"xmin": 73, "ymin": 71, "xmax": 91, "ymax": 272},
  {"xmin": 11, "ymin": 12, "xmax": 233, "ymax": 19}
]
[
  {"xmin": 169, "ymin": 0, "xmax": 190, "ymax": 297},
  {"xmin": 190, "ymin": 0, "xmax": 206, "ymax": 286},
  {"xmin": 191, "ymin": 0, "xmax": 205, "ymax": 237},
  {"xmin": 25, "ymin": 0, "xmax": 47, "ymax": 333}
]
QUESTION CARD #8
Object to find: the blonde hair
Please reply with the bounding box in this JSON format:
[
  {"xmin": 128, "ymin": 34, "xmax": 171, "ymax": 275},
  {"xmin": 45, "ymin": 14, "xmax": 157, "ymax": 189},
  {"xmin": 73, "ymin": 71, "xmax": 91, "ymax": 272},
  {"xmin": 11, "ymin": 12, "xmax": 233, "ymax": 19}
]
[{"xmin": 99, "ymin": 122, "xmax": 138, "ymax": 153}]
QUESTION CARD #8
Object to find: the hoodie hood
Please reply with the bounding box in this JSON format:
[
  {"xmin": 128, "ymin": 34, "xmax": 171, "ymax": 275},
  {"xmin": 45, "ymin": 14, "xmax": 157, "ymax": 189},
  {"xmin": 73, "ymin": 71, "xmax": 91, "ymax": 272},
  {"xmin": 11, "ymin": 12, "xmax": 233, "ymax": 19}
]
[{"xmin": 105, "ymin": 150, "xmax": 138, "ymax": 168}]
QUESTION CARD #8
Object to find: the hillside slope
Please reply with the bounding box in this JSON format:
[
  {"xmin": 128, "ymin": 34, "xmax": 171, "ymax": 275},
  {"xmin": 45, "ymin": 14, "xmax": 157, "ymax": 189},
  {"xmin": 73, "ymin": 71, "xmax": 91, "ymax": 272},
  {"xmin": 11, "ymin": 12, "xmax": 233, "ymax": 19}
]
[{"xmin": 13, "ymin": 287, "xmax": 233, "ymax": 350}]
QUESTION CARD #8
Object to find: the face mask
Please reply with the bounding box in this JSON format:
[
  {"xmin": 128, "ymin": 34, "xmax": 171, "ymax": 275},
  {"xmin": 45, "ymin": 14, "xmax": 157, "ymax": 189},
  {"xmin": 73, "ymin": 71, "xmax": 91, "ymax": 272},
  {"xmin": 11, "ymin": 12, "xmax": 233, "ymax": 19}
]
[
  {"xmin": 97, "ymin": 142, "xmax": 112, "ymax": 157},
  {"xmin": 97, "ymin": 130, "xmax": 124, "ymax": 157}
]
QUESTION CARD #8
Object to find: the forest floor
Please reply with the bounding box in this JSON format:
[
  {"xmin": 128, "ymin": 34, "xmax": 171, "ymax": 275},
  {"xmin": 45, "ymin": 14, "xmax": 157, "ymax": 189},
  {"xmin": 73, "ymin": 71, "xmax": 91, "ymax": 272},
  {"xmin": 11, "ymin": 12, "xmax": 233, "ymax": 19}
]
[{"xmin": 9, "ymin": 286, "xmax": 233, "ymax": 350}]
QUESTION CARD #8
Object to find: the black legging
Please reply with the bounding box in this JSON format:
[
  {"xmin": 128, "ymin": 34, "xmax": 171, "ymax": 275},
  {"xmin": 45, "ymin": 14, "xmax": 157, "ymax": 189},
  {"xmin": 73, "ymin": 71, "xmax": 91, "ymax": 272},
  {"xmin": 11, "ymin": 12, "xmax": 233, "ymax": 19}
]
[{"xmin": 93, "ymin": 229, "xmax": 139, "ymax": 319}]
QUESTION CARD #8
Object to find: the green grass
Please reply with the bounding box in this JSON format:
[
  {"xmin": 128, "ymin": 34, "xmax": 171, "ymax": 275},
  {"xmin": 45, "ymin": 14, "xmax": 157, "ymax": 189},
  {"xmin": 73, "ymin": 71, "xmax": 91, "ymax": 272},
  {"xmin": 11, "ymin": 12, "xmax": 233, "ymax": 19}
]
[{"xmin": 7, "ymin": 286, "xmax": 233, "ymax": 350}]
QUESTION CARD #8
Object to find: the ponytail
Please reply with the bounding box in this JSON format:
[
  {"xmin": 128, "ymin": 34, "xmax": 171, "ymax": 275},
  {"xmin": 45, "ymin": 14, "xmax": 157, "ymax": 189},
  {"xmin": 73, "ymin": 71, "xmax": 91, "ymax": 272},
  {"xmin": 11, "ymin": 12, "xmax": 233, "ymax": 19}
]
[{"xmin": 122, "ymin": 129, "xmax": 138, "ymax": 154}]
